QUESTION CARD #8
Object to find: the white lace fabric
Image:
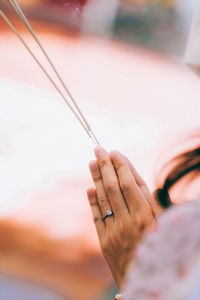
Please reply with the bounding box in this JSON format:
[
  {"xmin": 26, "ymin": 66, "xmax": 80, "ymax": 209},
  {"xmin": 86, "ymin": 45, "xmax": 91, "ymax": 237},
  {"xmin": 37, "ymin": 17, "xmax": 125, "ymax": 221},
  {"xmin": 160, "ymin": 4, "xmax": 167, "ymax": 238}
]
[{"xmin": 123, "ymin": 198, "xmax": 200, "ymax": 300}]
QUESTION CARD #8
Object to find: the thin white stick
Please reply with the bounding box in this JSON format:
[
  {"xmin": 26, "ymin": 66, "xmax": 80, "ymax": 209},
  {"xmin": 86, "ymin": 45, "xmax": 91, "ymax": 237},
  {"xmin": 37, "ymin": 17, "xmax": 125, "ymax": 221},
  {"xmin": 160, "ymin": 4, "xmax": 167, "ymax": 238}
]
[
  {"xmin": 7, "ymin": 0, "xmax": 100, "ymax": 146},
  {"xmin": 0, "ymin": 9, "xmax": 101, "ymax": 145}
]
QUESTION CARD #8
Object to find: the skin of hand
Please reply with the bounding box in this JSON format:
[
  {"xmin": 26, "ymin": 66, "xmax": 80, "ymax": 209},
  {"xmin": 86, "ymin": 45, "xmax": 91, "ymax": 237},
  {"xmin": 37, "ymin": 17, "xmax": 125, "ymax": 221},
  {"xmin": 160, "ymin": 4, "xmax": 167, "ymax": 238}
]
[{"xmin": 87, "ymin": 147, "xmax": 163, "ymax": 290}]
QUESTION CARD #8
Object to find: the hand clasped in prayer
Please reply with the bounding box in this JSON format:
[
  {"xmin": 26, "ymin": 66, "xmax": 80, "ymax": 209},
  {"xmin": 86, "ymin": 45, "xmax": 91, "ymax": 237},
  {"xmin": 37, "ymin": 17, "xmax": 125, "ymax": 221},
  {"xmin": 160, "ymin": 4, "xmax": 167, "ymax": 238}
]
[{"xmin": 87, "ymin": 147, "xmax": 162, "ymax": 290}]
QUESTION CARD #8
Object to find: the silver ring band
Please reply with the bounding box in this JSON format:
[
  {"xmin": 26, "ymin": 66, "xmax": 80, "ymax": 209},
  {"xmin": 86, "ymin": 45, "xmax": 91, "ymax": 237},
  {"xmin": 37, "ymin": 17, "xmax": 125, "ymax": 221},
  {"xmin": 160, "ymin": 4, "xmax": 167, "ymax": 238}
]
[{"xmin": 102, "ymin": 209, "xmax": 114, "ymax": 221}]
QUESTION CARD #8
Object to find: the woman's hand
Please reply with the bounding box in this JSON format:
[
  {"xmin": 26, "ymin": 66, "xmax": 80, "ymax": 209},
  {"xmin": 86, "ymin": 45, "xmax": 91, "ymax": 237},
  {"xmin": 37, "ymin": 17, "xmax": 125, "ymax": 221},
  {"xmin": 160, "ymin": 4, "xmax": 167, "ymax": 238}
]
[{"xmin": 87, "ymin": 147, "xmax": 161, "ymax": 290}]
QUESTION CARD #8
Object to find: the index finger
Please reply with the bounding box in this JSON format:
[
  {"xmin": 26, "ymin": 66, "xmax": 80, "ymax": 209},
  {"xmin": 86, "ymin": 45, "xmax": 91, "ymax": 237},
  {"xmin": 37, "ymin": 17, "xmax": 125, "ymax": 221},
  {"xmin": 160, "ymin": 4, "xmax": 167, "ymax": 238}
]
[
  {"xmin": 94, "ymin": 147, "xmax": 129, "ymax": 217},
  {"xmin": 122, "ymin": 154, "xmax": 164, "ymax": 216},
  {"xmin": 110, "ymin": 150, "xmax": 151, "ymax": 213}
]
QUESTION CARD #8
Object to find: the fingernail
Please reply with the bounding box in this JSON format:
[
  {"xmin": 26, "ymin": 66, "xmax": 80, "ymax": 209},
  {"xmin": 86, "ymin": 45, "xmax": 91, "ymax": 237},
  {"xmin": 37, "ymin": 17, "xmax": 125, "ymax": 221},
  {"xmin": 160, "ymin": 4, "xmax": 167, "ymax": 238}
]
[
  {"xmin": 89, "ymin": 161, "xmax": 98, "ymax": 172},
  {"xmin": 94, "ymin": 147, "xmax": 106, "ymax": 158},
  {"xmin": 87, "ymin": 189, "xmax": 96, "ymax": 198}
]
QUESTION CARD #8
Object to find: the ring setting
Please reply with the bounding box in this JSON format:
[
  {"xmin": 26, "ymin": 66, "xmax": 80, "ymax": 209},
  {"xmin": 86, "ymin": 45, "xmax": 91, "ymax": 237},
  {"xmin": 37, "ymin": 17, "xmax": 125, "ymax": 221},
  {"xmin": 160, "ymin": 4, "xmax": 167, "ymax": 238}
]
[{"xmin": 102, "ymin": 209, "xmax": 114, "ymax": 221}]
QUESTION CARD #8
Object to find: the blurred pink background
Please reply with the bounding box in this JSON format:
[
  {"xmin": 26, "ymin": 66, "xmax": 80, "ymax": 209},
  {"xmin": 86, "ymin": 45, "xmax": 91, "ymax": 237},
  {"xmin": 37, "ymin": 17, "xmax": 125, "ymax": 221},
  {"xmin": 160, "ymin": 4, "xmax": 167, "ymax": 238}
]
[{"xmin": 0, "ymin": 2, "xmax": 200, "ymax": 299}]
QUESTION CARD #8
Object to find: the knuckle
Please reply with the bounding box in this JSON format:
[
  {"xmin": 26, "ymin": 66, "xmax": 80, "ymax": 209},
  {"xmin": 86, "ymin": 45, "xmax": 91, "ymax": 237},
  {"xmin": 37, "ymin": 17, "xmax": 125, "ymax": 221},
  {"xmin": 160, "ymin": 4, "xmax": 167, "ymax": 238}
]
[
  {"xmin": 89, "ymin": 198, "xmax": 98, "ymax": 206},
  {"xmin": 105, "ymin": 180, "xmax": 118, "ymax": 195},
  {"xmin": 120, "ymin": 181, "xmax": 131, "ymax": 194},
  {"xmin": 134, "ymin": 215, "xmax": 145, "ymax": 232},
  {"xmin": 98, "ymin": 157, "xmax": 108, "ymax": 169},
  {"xmin": 94, "ymin": 174, "xmax": 102, "ymax": 183},
  {"xmin": 93, "ymin": 215, "xmax": 102, "ymax": 224},
  {"xmin": 117, "ymin": 161, "xmax": 125, "ymax": 171},
  {"xmin": 98, "ymin": 193, "xmax": 108, "ymax": 207}
]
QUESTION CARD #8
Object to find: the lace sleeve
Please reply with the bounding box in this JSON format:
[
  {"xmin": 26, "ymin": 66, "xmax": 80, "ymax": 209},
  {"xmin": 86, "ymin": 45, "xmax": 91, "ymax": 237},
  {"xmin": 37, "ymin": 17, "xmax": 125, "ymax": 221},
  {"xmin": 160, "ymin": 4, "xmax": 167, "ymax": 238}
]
[{"xmin": 123, "ymin": 199, "xmax": 200, "ymax": 300}]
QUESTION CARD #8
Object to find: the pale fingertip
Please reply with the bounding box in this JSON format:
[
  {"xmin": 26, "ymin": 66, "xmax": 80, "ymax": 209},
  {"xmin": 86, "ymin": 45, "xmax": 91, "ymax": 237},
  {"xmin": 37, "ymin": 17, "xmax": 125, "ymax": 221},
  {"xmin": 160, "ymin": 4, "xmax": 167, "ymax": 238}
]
[
  {"xmin": 110, "ymin": 150, "xmax": 126, "ymax": 165},
  {"xmin": 87, "ymin": 188, "xmax": 97, "ymax": 199},
  {"xmin": 110, "ymin": 150, "xmax": 119, "ymax": 161},
  {"xmin": 89, "ymin": 160, "xmax": 98, "ymax": 173},
  {"xmin": 94, "ymin": 146, "xmax": 106, "ymax": 159}
]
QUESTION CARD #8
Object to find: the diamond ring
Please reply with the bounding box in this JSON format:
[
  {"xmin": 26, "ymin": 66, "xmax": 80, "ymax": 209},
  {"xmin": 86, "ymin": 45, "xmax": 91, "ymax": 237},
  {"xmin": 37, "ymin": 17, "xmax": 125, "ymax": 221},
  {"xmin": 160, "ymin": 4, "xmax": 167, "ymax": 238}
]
[{"xmin": 102, "ymin": 209, "xmax": 114, "ymax": 221}]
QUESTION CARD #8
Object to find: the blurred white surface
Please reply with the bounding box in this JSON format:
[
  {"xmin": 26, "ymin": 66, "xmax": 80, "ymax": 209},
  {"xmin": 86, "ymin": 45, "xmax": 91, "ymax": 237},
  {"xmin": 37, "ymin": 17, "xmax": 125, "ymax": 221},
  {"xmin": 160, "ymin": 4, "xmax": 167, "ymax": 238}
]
[
  {"xmin": 0, "ymin": 34, "xmax": 200, "ymax": 235},
  {"xmin": 0, "ymin": 79, "xmax": 158, "ymax": 213}
]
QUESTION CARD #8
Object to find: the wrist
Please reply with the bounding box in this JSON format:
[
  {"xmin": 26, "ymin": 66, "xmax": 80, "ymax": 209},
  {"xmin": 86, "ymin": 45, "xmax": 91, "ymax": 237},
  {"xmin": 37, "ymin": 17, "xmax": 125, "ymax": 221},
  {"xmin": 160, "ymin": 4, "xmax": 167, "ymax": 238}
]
[
  {"xmin": 108, "ymin": 257, "xmax": 132, "ymax": 290},
  {"xmin": 111, "ymin": 264, "xmax": 128, "ymax": 291}
]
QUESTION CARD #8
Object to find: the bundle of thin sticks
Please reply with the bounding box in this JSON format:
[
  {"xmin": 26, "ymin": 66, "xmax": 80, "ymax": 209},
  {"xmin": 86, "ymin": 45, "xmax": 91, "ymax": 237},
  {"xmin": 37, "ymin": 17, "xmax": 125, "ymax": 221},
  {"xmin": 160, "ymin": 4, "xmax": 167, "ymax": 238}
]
[{"xmin": 0, "ymin": 0, "xmax": 100, "ymax": 146}]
